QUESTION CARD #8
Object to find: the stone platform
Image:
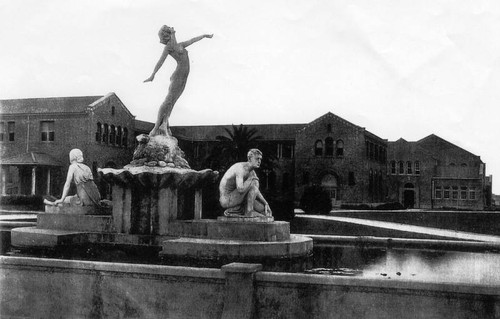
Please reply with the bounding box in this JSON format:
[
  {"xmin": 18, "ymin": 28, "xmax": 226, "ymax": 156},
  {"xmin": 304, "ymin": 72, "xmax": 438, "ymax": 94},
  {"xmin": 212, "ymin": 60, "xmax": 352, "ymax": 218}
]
[
  {"xmin": 167, "ymin": 219, "xmax": 289, "ymax": 241},
  {"xmin": 161, "ymin": 235, "xmax": 312, "ymax": 260}
]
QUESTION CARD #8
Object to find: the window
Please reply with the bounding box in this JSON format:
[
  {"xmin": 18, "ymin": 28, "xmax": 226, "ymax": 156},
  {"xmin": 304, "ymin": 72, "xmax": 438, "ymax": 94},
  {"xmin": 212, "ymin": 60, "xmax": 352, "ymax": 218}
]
[
  {"xmin": 314, "ymin": 140, "xmax": 323, "ymax": 156},
  {"xmin": 461, "ymin": 163, "xmax": 467, "ymax": 167},
  {"xmin": 390, "ymin": 161, "xmax": 396, "ymax": 174},
  {"xmin": 469, "ymin": 187, "xmax": 476, "ymax": 200},
  {"xmin": 460, "ymin": 187, "xmax": 467, "ymax": 200},
  {"xmin": 103, "ymin": 124, "xmax": 109, "ymax": 144},
  {"xmin": 282, "ymin": 143, "xmax": 293, "ymax": 158},
  {"xmin": 96, "ymin": 123, "xmax": 102, "ymax": 142},
  {"xmin": 111, "ymin": 106, "xmax": 116, "ymax": 115},
  {"xmin": 407, "ymin": 161, "xmax": 412, "ymax": 174},
  {"xmin": 0, "ymin": 122, "xmax": 4, "ymax": 141},
  {"xmin": 374, "ymin": 145, "xmax": 379, "ymax": 161},
  {"xmin": 327, "ymin": 123, "xmax": 332, "ymax": 133},
  {"xmin": 116, "ymin": 126, "xmax": 122, "ymax": 147},
  {"xmin": 325, "ymin": 137, "xmax": 334, "ymax": 156},
  {"xmin": 444, "ymin": 186, "xmax": 450, "ymax": 199},
  {"xmin": 110, "ymin": 125, "xmax": 116, "ymax": 145},
  {"xmin": 452, "ymin": 186, "xmax": 458, "ymax": 199},
  {"xmin": 398, "ymin": 161, "xmax": 404, "ymax": 174},
  {"xmin": 336, "ymin": 140, "xmax": 344, "ymax": 157},
  {"xmin": 7, "ymin": 122, "xmax": 15, "ymax": 141},
  {"xmin": 449, "ymin": 162, "xmax": 456, "ymax": 166},
  {"xmin": 435, "ymin": 186, "xmax": 442, "ymax": 199},
  {"xmin": 40, "ymin": 121, "xmax": 55, "ymax": 141},
  {"xmin": 122, "ymin": 127, "xmax": 128, "ymax": 148},
  {"xmin": 415, "ymin": 161, "xmax": 420, "ymax": 175}
]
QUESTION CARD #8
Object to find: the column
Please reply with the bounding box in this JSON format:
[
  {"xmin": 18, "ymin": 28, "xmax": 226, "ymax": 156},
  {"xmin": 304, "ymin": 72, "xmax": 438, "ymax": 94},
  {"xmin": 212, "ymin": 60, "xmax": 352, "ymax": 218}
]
[
  {"xmin": 31, "ymin": 167, "xmax": 36, "ymax": 195},
  {"xmin": 0, "ymin": 166, "xmax": 6, "ymax": 195},
  {"xmin": 46, "ymin": 168, "xmax": 51, "ymax": 195},
  {"xmin": 194, "ymin": 189, "xmax": 202, "ymax": 220}
]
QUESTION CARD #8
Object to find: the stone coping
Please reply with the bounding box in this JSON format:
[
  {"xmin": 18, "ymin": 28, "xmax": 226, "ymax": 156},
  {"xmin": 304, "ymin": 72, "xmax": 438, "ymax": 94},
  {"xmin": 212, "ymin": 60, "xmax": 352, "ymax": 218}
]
[
  {"xmin": 0, "ymin": 256, "xmax": 224, "ymax": 279},
  {"xmin": 1, "ymin": 256, "xmax": 498, "ymax": 297},
  {"xmin": 255, "ymin": 271, "xmax": 500, "ymax": 296}
]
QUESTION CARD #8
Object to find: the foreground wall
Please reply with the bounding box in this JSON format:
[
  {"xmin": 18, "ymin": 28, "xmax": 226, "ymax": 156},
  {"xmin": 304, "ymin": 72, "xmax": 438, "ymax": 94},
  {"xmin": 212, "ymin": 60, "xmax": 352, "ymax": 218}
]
[{"xmin": 1, "ymin": 256, "xmax": 499, "ymax": 318}]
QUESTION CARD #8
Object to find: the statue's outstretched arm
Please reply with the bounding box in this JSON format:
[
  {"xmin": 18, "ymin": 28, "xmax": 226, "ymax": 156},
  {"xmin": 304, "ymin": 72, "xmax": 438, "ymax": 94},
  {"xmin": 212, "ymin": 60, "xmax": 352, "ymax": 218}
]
[
  {"xmin": 144, "ymin": 46, "xmax": 169, "ymax": 82},
  {"xmin": 180, "ymin": 34, "xmax": 213, "ymax": 48}
]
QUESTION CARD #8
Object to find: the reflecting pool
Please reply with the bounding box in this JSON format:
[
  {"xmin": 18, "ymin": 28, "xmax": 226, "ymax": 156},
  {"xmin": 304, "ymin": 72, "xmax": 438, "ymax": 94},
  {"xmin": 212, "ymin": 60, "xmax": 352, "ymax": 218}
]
[{"xmin": 312, "ymin": 245, "xmax": 500, "ymax": 285}]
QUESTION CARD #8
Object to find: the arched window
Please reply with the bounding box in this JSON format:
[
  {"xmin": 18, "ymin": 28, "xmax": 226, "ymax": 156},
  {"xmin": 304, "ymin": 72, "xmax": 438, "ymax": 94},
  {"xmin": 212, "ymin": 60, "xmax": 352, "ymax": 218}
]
[
  {"xmin": 398, "ymin": 161, "xmax": 404, "ymax": 174},
  {"xmin": 390, "ymin": 160, "xmax": 396, "ymax": 174},
  {"xmin": 122, "ymin": 127, "xmax": 128, "ymax": 148},
  {"xmin": 336, "ymin": 140, "xmax": 344, "ymax": 157},
  {"xmin": 314, "ymin": 140, "xmax": 323, "ymax": 156},
  {"xmin": 406, "ymin": 161, "xmax": 412, "ymax": 174},
  {"xmin": 111, "ymin": 106, "xmax": 115, "ymax": 116},
  {"xmin": 325, "ymin": 137, "xmax": 334, "ymax": 156},
  {"xmin": 415, "ymin": 161, "xmax": 421, "ymax": 174},
  {"xmin": 103, "ymin": 124, "xmax": 109, "ymax": 144},
  {"xmin": 449, "ymin": 162, "xmax": 456, "ymax": 166},
  {"xmin": 368, "ymin": 169, "xmax": 374, "ymax": 197},
  {"xmin": 95, "ymin": 122, "xmax": 102, "ymax": 142},
  {"xmin": 116, "ymin": 126, "xmax": 122, "ymax": 147},
  {"xmin": 110, "ymin": 125, "xmax": 116, "ymax": 145},
  {"xmin": 461, "ymin": 163, "xmax": 467, "ymax": 167}
]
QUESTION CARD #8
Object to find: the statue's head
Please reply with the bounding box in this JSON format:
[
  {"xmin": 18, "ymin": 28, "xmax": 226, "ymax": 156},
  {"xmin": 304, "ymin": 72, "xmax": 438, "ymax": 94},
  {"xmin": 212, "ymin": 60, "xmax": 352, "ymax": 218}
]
[
  {"xmin": 247, "ymin": 149, "xmax": 263, "ymax": 168},
  {"xmin": 69, "ymin": 148, "xmax": 84, "ymax": 164},
  {"xmin": 158, "ymin": 25, "xmax": 174, "ymax": 44}
]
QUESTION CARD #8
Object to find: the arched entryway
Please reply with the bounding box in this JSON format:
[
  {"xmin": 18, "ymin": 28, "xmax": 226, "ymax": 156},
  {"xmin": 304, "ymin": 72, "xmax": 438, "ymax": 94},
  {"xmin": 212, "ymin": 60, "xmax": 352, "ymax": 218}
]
[
  {"xmin": 403, "ymin": 183, "xmax": 415, "ymax": 208},
  {"xmin": 321, "ymin": 174, "xmax": 338, "ymax": 207}
]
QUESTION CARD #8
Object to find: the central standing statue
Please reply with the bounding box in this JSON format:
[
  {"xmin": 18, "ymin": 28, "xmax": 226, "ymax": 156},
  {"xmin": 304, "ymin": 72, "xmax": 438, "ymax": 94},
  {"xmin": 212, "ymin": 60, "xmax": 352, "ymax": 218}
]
[
  {"xmin": 219, "ymin": 149, "xmax": 272, "ymax": 217},
  {"xmin": 145, "ymin": 25, "xmax": 213, "ymax": 136}
]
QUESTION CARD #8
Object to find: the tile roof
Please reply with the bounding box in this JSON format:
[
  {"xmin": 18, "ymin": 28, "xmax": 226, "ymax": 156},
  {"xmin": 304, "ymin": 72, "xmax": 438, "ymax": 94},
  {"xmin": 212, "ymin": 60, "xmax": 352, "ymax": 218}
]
[
  {"xmin": 0, "ymin": 95, "xmax": 103, "ymax": 114},
  {"xmin": 0, "ymin": 152, "xmax": 63, "ymax": 166}
]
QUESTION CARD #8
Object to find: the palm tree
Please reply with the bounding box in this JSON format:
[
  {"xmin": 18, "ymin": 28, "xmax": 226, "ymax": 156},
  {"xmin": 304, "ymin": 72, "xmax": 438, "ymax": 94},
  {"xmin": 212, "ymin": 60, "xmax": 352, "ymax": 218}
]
[{"xmin": 216, "ymin": 124, "xmax": 263, "ymax": 163}]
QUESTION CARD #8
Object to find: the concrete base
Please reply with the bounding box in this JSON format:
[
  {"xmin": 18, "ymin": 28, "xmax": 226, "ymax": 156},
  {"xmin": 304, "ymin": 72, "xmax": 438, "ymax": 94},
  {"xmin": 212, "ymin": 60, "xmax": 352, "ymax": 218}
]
[
  {"xmin": 11, "ymin": 227, "xmax": 88, "ymax": 247},
  {"xmin": 167, "ymin": 219, "xmax": 290, "ymax": 241},
  {"xmin": 45, "ymin": 204, "xmax": 110, "ymax": 215},
  {"xmin": 37, "ymin": 213, "xmax": 114, "ymax": 232},
  {"xmin": 160, "ymin": 234, "xmax": 313, "ymax": 260}
]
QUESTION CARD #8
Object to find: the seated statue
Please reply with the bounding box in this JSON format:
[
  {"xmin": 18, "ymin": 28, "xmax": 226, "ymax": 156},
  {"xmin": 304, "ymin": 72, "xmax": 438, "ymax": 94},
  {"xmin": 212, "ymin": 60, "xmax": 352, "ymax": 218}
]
[
  {"xmin": 44, "ymin": 149, "xmax": 106, "ymax": 208},
  {"xmin": 219, "ymin": 149, "xmax": 272, "ymax": 217}
]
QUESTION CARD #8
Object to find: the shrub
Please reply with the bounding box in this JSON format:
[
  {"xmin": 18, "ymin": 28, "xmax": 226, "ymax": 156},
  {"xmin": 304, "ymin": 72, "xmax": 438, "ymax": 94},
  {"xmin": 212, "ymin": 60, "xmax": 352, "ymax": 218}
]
[
  {"xmin": 299, "ymin": 185, "xmax": 332, "ymax": 215},
  {"xmin": 375, "ymin": 202, "xmax": 405, "ymax": 210},
  {"xmin": 268, "ymin": 196, "xmax": 295, "ymax": 221}
]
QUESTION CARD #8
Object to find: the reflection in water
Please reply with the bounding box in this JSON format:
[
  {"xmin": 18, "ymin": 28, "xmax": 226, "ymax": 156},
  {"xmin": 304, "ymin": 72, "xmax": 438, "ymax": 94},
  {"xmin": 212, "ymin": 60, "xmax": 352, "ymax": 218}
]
[{"xmin": 313, "ymin": 246, "xmax": 500, "ymax": 285}]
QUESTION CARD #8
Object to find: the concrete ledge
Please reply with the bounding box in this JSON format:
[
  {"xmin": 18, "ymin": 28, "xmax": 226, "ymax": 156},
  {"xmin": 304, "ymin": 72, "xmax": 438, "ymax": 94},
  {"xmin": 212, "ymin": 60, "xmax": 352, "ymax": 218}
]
[
  {"xmin": 167, "ymin": 219, "xmax": 290, "ymax": 241},
  {"xmin": 160, "ymin": 234, "xmax": 312, "ymax": 259},
  {"xmin": 37, "ymin": 213, "xmax": 115, "ymax": 232},
  {"xmin": 11, "ymin": 227, "xmax": 88, "ymax": 248},
  {"xmin": 0, "ymin": 256, "xmax": 224, "ymax": 279}
]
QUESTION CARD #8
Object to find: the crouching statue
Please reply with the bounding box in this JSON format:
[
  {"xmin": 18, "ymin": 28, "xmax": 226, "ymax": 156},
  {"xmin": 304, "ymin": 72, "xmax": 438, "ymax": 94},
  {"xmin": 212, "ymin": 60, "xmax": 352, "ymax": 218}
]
[{"xmin": 219, "ymin": 149, "xmax": 272, "ymax": 217}]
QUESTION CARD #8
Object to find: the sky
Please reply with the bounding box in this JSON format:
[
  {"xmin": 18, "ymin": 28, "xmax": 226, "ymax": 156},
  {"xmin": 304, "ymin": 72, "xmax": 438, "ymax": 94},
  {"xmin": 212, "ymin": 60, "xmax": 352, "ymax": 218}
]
[{"xmin": 1, "ymin": 0, "xmax": 500, "ymax": 193}]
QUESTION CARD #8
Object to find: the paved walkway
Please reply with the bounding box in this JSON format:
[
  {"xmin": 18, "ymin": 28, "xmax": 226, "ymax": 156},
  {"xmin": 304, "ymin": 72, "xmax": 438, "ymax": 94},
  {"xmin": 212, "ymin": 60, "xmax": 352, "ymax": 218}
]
[{"xmin": 297, "ymin": 215, "xmax": 500, "ymax": 243}]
